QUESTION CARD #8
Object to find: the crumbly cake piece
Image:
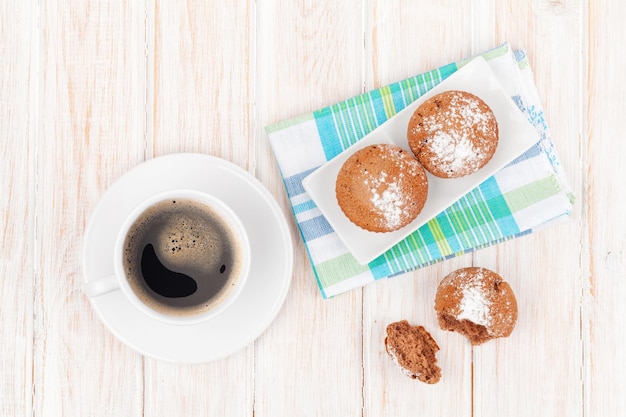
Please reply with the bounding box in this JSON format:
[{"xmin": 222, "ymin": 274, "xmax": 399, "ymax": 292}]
[
  {"xmin": 335, "ymin": 144, "xmax": 428, "ymax": 233},
  {"xmin": 434, "ymin": 267, "xmax": 518, "ymax": 345},
  {"xmin": 384, "ymin": 320, "xmax": 441, "ymax": 383},
  {"xmin": 407, "ymin": 90, "xmax": 499, "ymax": 178}
]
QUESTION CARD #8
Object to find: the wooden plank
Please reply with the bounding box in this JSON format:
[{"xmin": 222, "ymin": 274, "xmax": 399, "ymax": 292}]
[
  {"xmin": 472, "ymin": 1, "xmax": 585, "ymax": 415},
  {"xmin": 0, "ymin": 1, "xmax": 37, "ymax": 416},
  {"xmin": 586, "ymin": 1, "xmax": 626, "ymax": 415},
  {"xmin": 148, "ymin": 0, "xmax": 253, "ymax": 166},
  {"xmin": 253, "ymin": 1, "xmax": 364, "ymax": 416},
  {"xmin": 362, "ymin": 1, "xmax": 474, "ymax": 416},
  {"xmin": 143, "ymin": 359, "xmax": 252, "ymax": 416},
  {"xmin": 34, "ymin": 0, "xmax": 146, "ymax": 415},
  {"xmin": 363, "ymin": 257, "xmax": 473, "ymax": 416},
  {"xmin": 365, "ymin": 0, "xmax": 473, "ymax": 92},
  {"xmin": 144, "ymin": 1, "xmax": 255, "ymax": 416}
]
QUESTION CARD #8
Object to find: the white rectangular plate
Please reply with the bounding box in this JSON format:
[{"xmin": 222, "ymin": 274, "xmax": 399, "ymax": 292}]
[{"xmin": 302, "ymin": 57, "xmax": 539, "ymax": 265}]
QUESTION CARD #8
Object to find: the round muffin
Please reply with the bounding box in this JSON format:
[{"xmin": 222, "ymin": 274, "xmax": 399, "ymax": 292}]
[
  {"xmin": 335, "ymin": 144, "xmax": 428, "ymax": 233},
  {"xmin": 384, "ymin": 320, "xmax": 441, "ymax": 384},
  {"xmin": 407, "ymin": 90, "xmax": 499, "ymax": 178},
  {"xmin": 434, "ymin": 267, "xmax": 517, "ymax": 345}
]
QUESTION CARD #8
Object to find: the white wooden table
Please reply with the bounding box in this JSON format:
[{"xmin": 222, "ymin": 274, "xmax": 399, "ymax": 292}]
[{"xmin": 2, "ymin": 1, "xmax": 625, "ymax": 416}]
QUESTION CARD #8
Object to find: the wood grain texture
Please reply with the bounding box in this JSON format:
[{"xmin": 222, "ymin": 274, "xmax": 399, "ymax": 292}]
[
  {"xmin": 34, "ymin": 1, "xmax": 146, "ymax": 415},
  {"xmin": 363, "ymin": 257, "xmax": 474, "ymax": 416},
  {"xmin": 0, "ymin": 1, "xmax": 37, "ymax": 416},
  {"xmin": 149, "ymin": 0, "xmax": 253, "ymax": 166},
  {"xmin": 473, "ymin": 1, "xmax": 585, "ymax": 415},
  {"xmin": 366, "ymin": 0, "xmax": 473, "ymax": 91},
  {"xmin": 363, "ymin": 2, "xmax": 474, "ymax": 415},
  {"xmin": 254, "ymin": 1, "xmax": 364, "ymax": 416},
  {"xmin": 587, "ymin": 1, "xmax": 626, "ymax": 415},
  {"xmin": 2, "ymin": 0, "xmax": 625, "ymax": 416}
]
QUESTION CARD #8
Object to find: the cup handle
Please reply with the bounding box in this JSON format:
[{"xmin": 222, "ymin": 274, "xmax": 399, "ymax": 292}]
[{"xmin": 84, "ymin": 275, "xmax": 120, "ymax": 298}]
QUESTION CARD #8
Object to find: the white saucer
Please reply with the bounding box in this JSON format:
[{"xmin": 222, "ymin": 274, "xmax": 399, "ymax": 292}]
[{"xmin": 82, "ymin": 153, "xmax": 293, "ymax": 363}]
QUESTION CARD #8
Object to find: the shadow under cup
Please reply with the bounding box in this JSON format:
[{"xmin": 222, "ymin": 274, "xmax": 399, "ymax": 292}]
[{"xmin": 84, "ymin": 190, "xmax": 251, "ymax": 325}]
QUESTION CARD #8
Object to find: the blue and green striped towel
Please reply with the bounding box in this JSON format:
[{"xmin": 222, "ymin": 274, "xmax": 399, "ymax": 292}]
[{"xmin": 265, "ymin": 43, "xmax": 574, "ymax": 298}]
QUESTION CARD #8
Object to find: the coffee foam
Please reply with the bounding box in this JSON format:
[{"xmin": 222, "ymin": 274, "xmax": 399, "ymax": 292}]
[{"xmin": 154, "ymin": 206, "xmax": 227, "ymax": 275}]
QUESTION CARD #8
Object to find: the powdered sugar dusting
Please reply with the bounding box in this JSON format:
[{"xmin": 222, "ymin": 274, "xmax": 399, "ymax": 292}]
[
  {"xmin": 428, "ymin": 130, "xmax": 476, "ymax": 173},
  {"xmin": 369, "ymin": 180, "xmax": 407, "ymax": 229},
  {"xmin": 416, "ymin": 91, "xmax": 497, "ymax": 175},
  {"xmin": 361, "ymin": 145, "xmax": 426, "ymax": 230},
  {"xmin": 456, "ymin": 270, "xmax": 493, "ymax": 326}
]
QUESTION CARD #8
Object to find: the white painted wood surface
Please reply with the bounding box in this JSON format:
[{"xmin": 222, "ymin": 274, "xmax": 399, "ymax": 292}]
[{"xmin": 1, "ymin": 1, "xmax": 624, "ymax": 416}]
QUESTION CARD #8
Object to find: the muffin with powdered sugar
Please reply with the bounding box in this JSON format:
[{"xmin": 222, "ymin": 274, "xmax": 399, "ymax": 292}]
[
  {"xmin": 335, "ymin": 144, "xmax": 428, "ymax": 233},
  {"xmin": 407, "ymin": 90, "xmax": 499, "ymax": 178},
  {"xmin": 434, "ymin": 267, "xmax": 518, "ymax": 345}
]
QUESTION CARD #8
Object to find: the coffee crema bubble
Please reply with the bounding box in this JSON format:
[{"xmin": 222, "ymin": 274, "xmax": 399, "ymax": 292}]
[{"xmin": 123, "ymin": 198, "xmax": 244, "ymax": 317}]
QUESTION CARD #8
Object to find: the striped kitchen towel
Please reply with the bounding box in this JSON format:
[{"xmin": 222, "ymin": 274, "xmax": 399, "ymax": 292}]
[{"xmin": 265, "ymin": 43, "xmax": 574, "ymax": 298}]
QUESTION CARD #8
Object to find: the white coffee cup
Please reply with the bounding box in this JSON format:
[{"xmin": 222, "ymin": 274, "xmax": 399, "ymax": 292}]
[{"xmin": 84, "ymin": 189, "xmax": 251, "ymax": 325}]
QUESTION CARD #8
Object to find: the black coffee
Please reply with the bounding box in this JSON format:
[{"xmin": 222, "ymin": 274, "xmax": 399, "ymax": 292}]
[{"xmin": 123, "ymin": 198, "xmax": 244, "ymax": 316}]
